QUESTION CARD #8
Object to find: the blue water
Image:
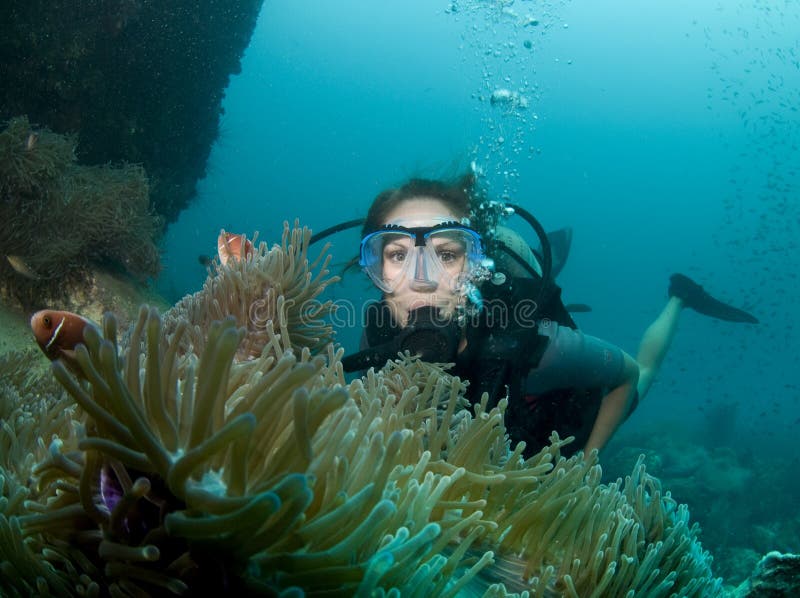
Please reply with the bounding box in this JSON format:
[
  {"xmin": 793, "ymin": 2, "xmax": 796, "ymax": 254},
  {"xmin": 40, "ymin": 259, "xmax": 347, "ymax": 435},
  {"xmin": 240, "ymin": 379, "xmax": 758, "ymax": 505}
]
[{"xmin": 159, "ymin": 0, "xmax": 799, "ymax": 474}]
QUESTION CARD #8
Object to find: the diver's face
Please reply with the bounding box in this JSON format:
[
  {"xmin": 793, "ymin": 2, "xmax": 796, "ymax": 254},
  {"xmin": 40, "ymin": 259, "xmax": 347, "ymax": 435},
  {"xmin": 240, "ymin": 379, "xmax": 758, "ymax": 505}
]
[{"xmin": 380, "ymin": 198, "xmax": 465, "ymax": 326}]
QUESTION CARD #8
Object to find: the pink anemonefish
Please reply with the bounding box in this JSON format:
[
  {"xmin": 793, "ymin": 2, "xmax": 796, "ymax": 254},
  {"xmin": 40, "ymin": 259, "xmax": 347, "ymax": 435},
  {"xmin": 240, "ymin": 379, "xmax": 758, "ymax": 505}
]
[
  {"xmin": 30, "ymin": 309, "xmax": 95, "ymax": 371},
  {"xmin": 217, "ymin": 231, "xmax": 254, "ymax": 266}
]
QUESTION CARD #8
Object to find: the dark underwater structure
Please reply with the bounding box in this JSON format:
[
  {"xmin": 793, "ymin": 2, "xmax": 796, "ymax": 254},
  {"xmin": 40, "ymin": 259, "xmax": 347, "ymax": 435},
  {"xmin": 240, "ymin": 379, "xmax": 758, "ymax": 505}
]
[
  {"xmin": 1, "ymin": 0, "xmax": 264, "ymax": 225},
  {"xmin": 2, "ymin": 2, "xmax": 799, "ymax": 594}
]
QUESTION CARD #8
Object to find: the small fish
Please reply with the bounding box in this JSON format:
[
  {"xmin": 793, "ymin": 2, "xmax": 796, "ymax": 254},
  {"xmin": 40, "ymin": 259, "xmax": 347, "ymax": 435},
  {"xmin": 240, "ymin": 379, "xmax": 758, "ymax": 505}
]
[
  {"xmin": 198, "ymin": 254, "xmax": 213, "ymax": 268},
  {"xmin": 30, "ymin": 309, "xmax": 96, "ymax": 371},
  {"xmin": 217, "ymin": 231, "xmax": 254, "ymax": 266},
  {"xmin": 25, "ymin": 132, "xmax": 38, "ymax": 151},
  {"xmin": 7, "ymin": 255, "xmax": 41, "ymax": 279}
]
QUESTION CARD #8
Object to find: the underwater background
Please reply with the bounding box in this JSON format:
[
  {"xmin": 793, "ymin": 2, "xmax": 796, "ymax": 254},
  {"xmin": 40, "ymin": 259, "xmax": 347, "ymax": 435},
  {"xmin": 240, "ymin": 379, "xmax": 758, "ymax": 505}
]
[
  {"xmin": 1, "ymin": 0, "xmax": 798, "ymax": 592},
  {"xmin": 156, "ymin": 0, "xmax": 799, "ymax": 583}
]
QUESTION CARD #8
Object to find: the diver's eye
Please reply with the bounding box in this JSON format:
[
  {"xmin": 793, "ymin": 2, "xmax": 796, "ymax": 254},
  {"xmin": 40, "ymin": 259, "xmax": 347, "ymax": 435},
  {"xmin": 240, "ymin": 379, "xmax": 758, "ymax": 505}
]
[
  {"xmin": 43, "ymin": 315, "xmax": 51, "ymax": 327},
  {"xmin": 438, "ymin": 250, "xmax": 461, "ymax": 264},
  {"xmin": 384, "ymin": 249, "xmax": 407, "ymax": 263},
  {"xmin": 436, "ymin": 244, "xmax": 466, "ymax": 266}
]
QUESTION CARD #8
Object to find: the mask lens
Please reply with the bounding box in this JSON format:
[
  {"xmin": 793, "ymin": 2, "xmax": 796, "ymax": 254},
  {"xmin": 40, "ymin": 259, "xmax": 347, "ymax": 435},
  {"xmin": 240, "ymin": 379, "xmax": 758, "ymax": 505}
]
[
  {"xmin": 360, "ymin": 230, "xmax": 414, "ymax": 292},
  {"xmin": 426, "ymin": 228, "xmax": 474, "ymax": 271},
  {"xmin": 360, "ymin": 225, "xmax": 483, "ymax": 293}
]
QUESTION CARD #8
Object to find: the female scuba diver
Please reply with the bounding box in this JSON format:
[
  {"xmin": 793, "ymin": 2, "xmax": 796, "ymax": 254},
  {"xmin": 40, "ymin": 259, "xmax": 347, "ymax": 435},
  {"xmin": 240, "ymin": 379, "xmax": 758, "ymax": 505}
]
[{"xmin": 327, "ymin": 173, "xmax": 758, "ymax": 457}]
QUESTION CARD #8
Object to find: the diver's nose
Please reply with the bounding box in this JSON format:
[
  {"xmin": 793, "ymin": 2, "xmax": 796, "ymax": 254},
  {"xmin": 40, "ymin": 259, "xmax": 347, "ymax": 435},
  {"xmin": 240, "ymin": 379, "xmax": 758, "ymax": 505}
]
[{"xmin": 409, "ymin": 249, "xmax": 438, "ymax": 292}]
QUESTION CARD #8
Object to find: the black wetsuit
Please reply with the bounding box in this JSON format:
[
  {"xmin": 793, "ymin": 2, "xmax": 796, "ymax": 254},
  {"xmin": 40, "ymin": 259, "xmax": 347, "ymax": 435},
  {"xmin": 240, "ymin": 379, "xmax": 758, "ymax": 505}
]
[{"xmin": 357, "ymin": 277, "xmax": 632, "ymax": 458}]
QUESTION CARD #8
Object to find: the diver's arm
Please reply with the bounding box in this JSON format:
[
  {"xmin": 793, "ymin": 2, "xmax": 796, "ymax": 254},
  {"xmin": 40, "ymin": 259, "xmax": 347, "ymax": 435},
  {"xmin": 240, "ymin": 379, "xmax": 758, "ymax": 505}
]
[{"xmin": 583, "ymin": 352, "xmax": 639, "ymax": 454}]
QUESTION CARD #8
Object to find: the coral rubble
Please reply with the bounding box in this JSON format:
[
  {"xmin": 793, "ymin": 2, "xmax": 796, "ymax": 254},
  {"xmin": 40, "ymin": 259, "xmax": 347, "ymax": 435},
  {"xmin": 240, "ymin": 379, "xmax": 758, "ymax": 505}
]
[{"xmin": 1, "ymin": 224, "xmax": 723, "ymax": 596}]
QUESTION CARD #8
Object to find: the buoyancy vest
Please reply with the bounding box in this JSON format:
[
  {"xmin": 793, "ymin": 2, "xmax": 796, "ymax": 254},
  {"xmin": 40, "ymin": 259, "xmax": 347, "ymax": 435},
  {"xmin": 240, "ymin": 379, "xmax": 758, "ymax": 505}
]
[{"xmin": 452, "ymin": 275, "xmax": 604, "ymax": 458}]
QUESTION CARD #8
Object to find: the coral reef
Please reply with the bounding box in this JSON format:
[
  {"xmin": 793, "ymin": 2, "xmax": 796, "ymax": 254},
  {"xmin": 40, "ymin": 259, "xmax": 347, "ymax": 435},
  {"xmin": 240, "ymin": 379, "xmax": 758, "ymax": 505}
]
[
  {"xmin": 1, "ymin": 0, "xmax": 264, "ymax": 223},
  {"xmin": 730, "ymin": 552, "xmax": 800, "ymax": 598},
  {"xmin": 0, "ymin": 116, "xmax": 161, "ymax": 307},
  {"xmin": 603, "ymin": 423, "xmax": 800, "ymax": 588},
  {"xmin": 1, "ymin": 224, "xmax": 723, "ymax": 596}
]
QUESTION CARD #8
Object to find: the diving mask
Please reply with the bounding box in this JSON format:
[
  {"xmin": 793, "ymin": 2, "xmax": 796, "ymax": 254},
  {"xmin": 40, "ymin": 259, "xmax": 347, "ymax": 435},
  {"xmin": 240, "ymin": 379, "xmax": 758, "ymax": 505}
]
[{"xmin": 359, "ymin": 221, "xmax": 485, "ymax": 294}]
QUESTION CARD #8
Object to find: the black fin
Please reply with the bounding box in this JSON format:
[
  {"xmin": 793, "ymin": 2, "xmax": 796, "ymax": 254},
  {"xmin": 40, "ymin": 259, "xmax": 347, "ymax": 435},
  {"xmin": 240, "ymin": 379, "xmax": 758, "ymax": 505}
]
[
  {"xmin": 669, "ymin": 273, "xmax": 758, "ymax": 324},
  {"xmin": 565, "ymin": 303, "xmax": 592, "ymax": 313}
]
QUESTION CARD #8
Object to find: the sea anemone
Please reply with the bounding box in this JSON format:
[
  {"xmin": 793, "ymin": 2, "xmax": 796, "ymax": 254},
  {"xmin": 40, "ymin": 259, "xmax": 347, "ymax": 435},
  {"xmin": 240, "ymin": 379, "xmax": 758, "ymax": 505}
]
[
  {"xmin": 0, "ymin": 223, "xmax": 722, "ymax": 596},
  {"xmin": 0, "ymin": 116, "xmax": 161, "ymax": 307}
]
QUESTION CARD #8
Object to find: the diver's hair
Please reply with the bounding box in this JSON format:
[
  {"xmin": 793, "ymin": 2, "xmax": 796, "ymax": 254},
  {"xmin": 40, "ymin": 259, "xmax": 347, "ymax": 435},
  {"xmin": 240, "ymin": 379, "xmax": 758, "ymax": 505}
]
[{"xmin": 362, "ymin": 173, "xmax": 477, "ymax": 237}]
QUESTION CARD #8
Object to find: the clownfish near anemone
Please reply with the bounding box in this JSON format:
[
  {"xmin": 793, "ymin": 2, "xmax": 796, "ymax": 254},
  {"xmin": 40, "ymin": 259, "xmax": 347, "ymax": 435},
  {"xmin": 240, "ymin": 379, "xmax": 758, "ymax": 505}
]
[
  {"xmin": 30, "ymin": 309, "xmax": 96, "ymax": 373},
  {"xmin": 217, "ymin": 231, "xmax": 254, "ymax": 266}
]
